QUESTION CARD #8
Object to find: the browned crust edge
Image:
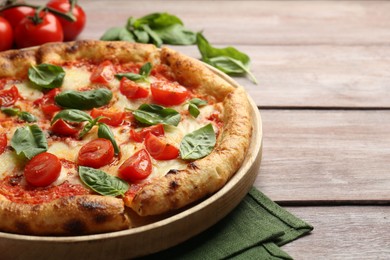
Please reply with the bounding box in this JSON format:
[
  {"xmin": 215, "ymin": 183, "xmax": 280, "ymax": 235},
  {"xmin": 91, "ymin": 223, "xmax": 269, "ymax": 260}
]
[{"xmin": 130, "ymin": 48, "xmax": 253, "ymax": 216}]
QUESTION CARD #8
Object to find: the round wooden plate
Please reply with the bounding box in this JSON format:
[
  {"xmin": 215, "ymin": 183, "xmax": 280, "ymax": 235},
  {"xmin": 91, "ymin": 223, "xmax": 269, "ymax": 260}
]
[{"xmin": 0, "ymin": 66, "xmax": 263, "ymax": 259}]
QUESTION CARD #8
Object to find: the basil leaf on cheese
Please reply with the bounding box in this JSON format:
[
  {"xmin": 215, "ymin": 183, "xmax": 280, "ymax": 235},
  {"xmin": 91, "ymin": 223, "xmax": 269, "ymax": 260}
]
[
  {"xmin": 11, "ymin": 124, "xmax": 48, "ymax": 159},
  {"xmin": 180, "ymin": 124, "xmax": 216, "ymax": 160},
  {"xmin": 133, "ymin": 104, "xmax": 181, "ymax": 126},
  {"xmin": 51, "ymin": 109, "xmax": 92, "ymax": 124},
  {"xmin": 115, "ymin": 62, "xmax": 152, "ymax": 82},
  {"xmin": 78, "ymin": 117, "xmax": 100, "ymax": 138},
  {"xmin": 98, "ymin": 123, "xmax": 120, "ymax": 155},
  {"xmin": 79, "ymin": 166, "xmax": 129, "ymax": 197},
  {"xmin": 28, "ymin": 63, "xmax": 65, "ymax": 89},
  {"xmin": 55, "ymin": 88, "xmax": 113, "ymax": 110},
  {"xmin": 1, "ymin": 107, "xmax": 37, "ymax": 123},
  {"xmin": 188, "ymin": 98, "xmax": 207, "ymax": 118}
]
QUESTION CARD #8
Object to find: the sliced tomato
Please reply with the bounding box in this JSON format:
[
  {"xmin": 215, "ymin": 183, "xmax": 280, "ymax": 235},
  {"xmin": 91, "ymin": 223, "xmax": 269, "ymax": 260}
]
[
  {"xmin": 118, "ymin": 149, "xmax": 152, "ymax": 182},
  {"xmin": 0, "ymin": 133, "xmax": 7, "ymax": 155},
  {"xmin": 119, "ymin": 77, "xmax": 149, "ymax": 99},
  {"xmin": 24, "ymin": 152, "xmax": 62, "ymax": 187},
  {"xmin": 0, "ymin": 86, "xmax": 20, "ymax": 107},
  {"xmin": 90, "ymin": 108, "xmax": 125, "ymax": 127},
  {"xmin": 78, "ymin": 138, "xmax": 114, "ymax": 168},
  {"xmin": 130, "ymin": 124, "xmax": 165, "ymax": 143},
  {"xmin": 34, "ymin": 88, "xmax": 61, "ymax": 118},
  {"xmin": 51, "ymin": 119, "xmax": 79, "ymax": 136},
  {"xmin": 90, "ymin": 60, "xmax": 116, "ymax": 85},
  {"xmin": 144, "ymin": 133, "xmax": 179, "ymax": 160},
  {"xmin": 150, "ymin": 81, "xmax": 189, "ymax": 106}
]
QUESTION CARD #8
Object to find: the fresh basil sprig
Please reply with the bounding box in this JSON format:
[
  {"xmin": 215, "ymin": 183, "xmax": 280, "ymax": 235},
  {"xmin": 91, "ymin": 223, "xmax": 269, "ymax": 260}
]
[
  {"xmin": 79, "ymin": 166, "xmax": 129, "ymax": 197},
  {"xmin": 180, "ymin": 123, "xmax": 216, "ymax": 160},
  {"xmin": 52, "ymin": 109, "xmax": 93, "ymax": 124},
  {"xmin": 100, "ymin": 27, "xmax": 135, "ymax": 42},
  {"xmin": 187, "ymin": 98, "xmax": 208, "ymax": 118},
  {"xmin": 11, "ymin": 124, "xmax": 48, "ymax": 159},
  {"xmin": 115, "ymin": 62, "xmax": 152, "ymax": 82},
  {"xmin": 55, "ymin": 88, "xmax": 113, "ymax": 110},
  {"xmin": 28, "ymin": 63, "xmax": 65, "ymax": 89},
  {"xmin": 98, "ymin": 123, "xmax": 120, "ymax": 155},
  {"xmin": 1, "ymin": 107, "xmax": 37, "ymax": 122},
  {"xmin": 196, "ymin": 33, "xmax": 258, "ymax": 84},
  {"xmin": 133, "ymin": 104, "xmax": 181, "ymax": 126}
]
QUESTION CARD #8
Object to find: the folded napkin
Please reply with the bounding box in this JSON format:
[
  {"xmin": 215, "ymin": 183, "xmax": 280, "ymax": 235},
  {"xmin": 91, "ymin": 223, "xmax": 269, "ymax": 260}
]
[{"xmin": 145, "ymin": 188, "xmax": 313, "ymax": 259}]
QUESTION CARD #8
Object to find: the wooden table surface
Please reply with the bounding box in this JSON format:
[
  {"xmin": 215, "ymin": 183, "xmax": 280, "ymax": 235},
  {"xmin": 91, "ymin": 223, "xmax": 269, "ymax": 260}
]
[{"xmin": 74, "ymin": 0, "xmax": 389, "ymax": 259}]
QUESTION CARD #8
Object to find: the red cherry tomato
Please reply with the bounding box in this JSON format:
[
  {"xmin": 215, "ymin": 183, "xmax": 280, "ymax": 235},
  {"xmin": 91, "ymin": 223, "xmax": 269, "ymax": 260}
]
[
  {"xmin": 47, "ymin": 0, "xmax": 86, "ymax": 41},
  {"xmin": 0, "ymin": 6, "xmax": 34, "ymax": 28},
  {"xmin": 90, "ymin": 60, "xmax": 116, "ymax": 85},
  {"xmin": 144, "ymin": 133, "xmax": 179, "ymax": 160},
  {"xmin": 119, "ymin": 77, "xmax": 149, "ymax": 99},
  {"xmin": 0, "ymin": 17, "xmax": 13, "ymax": 51},
  {"xmin": 14, "ymin": 11, "xmax": 63, "ymax": 48},
  {"xmin": 130, "ymin": 124, "xmax": 164, "ymax": 143},
  {"xmin": 0, "ymin": 86, "xmax": 20, "ymax": 107},
  {"xmin": 0, "ymin": 133, "xmax": 7, "ymax": 155},
  {"xmin": 118, "ymin": 149, "xmax": 152, "ymax": 182},
  {"xmin": 150, "ymin": 81, "xmax": 189, "ymax": 106},
  {"xmin": 78, "ymin": 138, "xmax": 114, "ymax": 168},
  {"xmin": 90, "ymin": 108, "xmax": 125, "ymax": 127},
  {"xmin": 24, "ymin": 152, "xmax": 62, "ymax": 187},
  {"xmin": 51, "ymin": 119, "xmax": 79, "ymax": 136},
  {"xmin": 34, "ymin": 88, "xmax": 61, "ymax": 118}
]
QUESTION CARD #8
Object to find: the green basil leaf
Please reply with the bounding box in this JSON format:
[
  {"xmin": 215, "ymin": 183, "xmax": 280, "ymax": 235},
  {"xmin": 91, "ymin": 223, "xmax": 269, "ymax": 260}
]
[
  {"xmin": 1, "ymin": 107, "xmax": 19, "ymax": 116},
  {"xmin": 208, "ymin": 56, "xmax": 258, "ymax": 84},
  {"xmin": 115, "ymin": 73, "xmax": 143, "ymax": 81},
  {"xmin": 188, "ymin": 103, "xmax": 200, "ymax": 118},
  {"xmin": 141, "ymin": 24, "xmax": 163, "ymax": 47},
  {"xmin": 133, "ymin": 104, "xmax": 181, "ymax": 126},
  {"xmin": 55, "ymin": 88, "xmax": 113, "ymax": 110},
  {"xmin": 133, "ymin": 12, "xmax": 183, "ymax": 29},
  {"xmin": 11, "ymin": 124, "xmax": 48, "ymax": 159},
  {"xmin": 189, "ymin": 98, "xmax": 207, "ymax": 107},
  {"xmin": 98, "ymin": 123, "xmax": 120, "ymax": 155},
  {"xmin": 52, "ymin": 109, "xmax": 92, "ymax": 124},
  {"xmin": 133, "ymin": 29, "xmax": 149, "ymax": 43},
  {"xmin": 180, "ymin": 123, "xmax": 216, "ymax": 160},
  {"xmin": 79, "ymin": 117, "xmax": 100, "ymax": 138},
  {"xmin": 154, "ymin": 24, "xmax": 196, "ymax": 45},
  {"xmin": 28, "ymin": 64, "xmax": 65, "ymax": 89},
  {"xmin": 100, "ymin": 27, "xmax": 124, "ymax": 41},
  {"xmin": 18, "ymin": 112, "xmax": 37, "ymax": 123},
  {"xmin": 139, "ymin": 62, "xmax": 152, "ymax": 77},
  {"xmin": 79, "ymin": 166, "xmax": 129, "ymax": 197},
  {"xmin": 119, "ymin": 28, "xmax": 135, "ymax": 42}
]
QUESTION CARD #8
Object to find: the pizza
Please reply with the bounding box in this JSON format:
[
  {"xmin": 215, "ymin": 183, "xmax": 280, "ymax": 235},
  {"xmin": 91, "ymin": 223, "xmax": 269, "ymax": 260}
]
[{"xmin": 0, "ymin": 40, "xmax": 252, "ymax": 236}]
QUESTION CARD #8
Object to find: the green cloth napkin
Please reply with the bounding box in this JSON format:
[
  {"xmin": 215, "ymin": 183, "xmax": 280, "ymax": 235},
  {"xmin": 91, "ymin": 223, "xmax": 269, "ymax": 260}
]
[{"xmin": 144, "ymin": 188, "xmax": 313, "ymax": 259}]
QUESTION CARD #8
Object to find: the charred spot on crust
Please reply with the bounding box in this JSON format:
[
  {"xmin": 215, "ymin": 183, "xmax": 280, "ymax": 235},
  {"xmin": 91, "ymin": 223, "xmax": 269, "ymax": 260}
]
[
  {"xmin": 79, "ymin": 200, "xmax": 106, "ymax": 211},
  {"xmin": 167, "ymin": 169, "xmax": 179, "ymax": 175},
  {"xmin": 188, "ymin": 162, "xmax": 198, "ymax": 170},
  {"xmin": 66, "ymin": 44, "xmax": 79, "ymax": 54},
  {"xmin": 64, "ymin": 219, "xmax": 86, "ymax": 234},
  {"xmin": 14, "ymin": 221, "xmax": 30, "ymax": 233},
  {"xmin": 94, "ymin": 214, "xmax": 110, "ymax": 224},
  {"xmin": 169, "ymin": 180, "xmax": 179, "ymax": 190}
]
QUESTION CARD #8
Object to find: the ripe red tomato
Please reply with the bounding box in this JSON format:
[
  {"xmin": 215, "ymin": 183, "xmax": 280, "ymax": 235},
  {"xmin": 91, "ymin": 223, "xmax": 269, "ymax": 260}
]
[
  {"xmin": 1, "ymin": 6, "xmax": 34, "ymax": 28},
  {"xmin": 24, "ymin": 152, "xmax": 62, "ymax": 187},
  {"xmin": 78, "ymin": 138, "xmax": 114, "ymax": 168},
  {"xmin": 90, "ymin": 60, "xmax": 116, "ymax": 85},
  {"xmin": 51, "ymin": 119, "xmax": 79, "ymax": 136},
  {"xmin": 0, "ymin": 133, "xmax": 7, "ymax": 155},
  {"xmin": 118, "ymin": 149, "xmax": 152, "ymax": 182},
  {"xmin": 150, "ymin": 81, "xmax": 189, "ymax": 106},
  {"xmin": 14, "ymin": 11, "xmax": 63, "ymax": 48},
  {"xmin": 47, "ymin": 0, "xmax": 86, "ymax": 41},
  {"xmin": 0, "ymin": 17, "xmax": 13, "ymax": 52},
  {"xmin": 0, "ymin": 86, "xmax": 20, "ymax": 107},
  {"xmin": 144, "ymin": 133, "xmax": 179, "ymax": 160},
  {"xmin": 130, "ymin": 124, "xmax": 165, "ymax": 143},
  {"xmin": 33, "ymin": 88, "xmax": 61, "ymax": 118},
  {"xmin": 90, "ymin": 108, "xmax": 125, "ymax": 127},
  {"xmin": 119, "ymin": 77, "xmax": 149, "ymax": 99}
]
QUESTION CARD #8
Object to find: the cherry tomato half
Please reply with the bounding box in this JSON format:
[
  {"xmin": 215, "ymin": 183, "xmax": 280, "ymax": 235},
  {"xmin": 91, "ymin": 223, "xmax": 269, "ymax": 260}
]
[
  {"xmin": 47, "ymin": 0, "xmax": 86, "ymax": 41},
  {"xmin": 0, "ymin": 17, "xmax": 13, "ymax": 52},
  {"xmin": 90, "ymin": 60, "xmax": 116, "ymax": 85},
  {"xmin": 34, "ymin": 88, "xmax": 61, "ymax": 118},
  {"xmin": 14, "ymin": 11, "xmax": 63, "ymax": 49},
  {"xmin": 0, "ymin": 86, "xmax": 20, "ymax": 107},
  {"xmin": 144, "ymin": 133, "xmax": 179, "ymax": 160},
  {"xmin": 51, "ymin": 118, "xmax": 79, "ymax": 136},
  {"xmin": 24, "ymin": 152, "xmax": 62, "ymax": 187},
  {"xmin": 130, "ymin": 124, "xmax": 164, "ymax": 143},
  {"xmin": 78, "ymin": 138, "xmax": 114, "ymax": 168},
  {"xmin": 119, "ymin": 77, "xmax": 149, "ymax": 99},
  {"xmin": 1, "ymin": 6, "xmax": 35, "ymax": 29},
  {"xmin": 0, "ymin": 133, "xmax": 7, "ymax": 155},
  {"xmin": 90, "ymin": 108, "xmax": 125, "ymax": 127},
  {"xmin": 118, "ymin": 149, "xmax": 152, "ymax": 182},
  {"xmin": 150, "ymin": 81, "xmax": 189, "ymax": 106}
]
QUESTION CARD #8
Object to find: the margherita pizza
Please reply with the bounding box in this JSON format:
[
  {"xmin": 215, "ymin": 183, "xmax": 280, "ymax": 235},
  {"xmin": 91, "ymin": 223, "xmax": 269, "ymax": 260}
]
[{"xmin": 0, "ymin": 40, "xmax": 252, "ymax": 235}]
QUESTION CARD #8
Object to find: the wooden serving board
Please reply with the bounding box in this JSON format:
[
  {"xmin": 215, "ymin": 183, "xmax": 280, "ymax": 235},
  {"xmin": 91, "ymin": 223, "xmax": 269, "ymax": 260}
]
[{"xmin": 0, "ymin": 68, "xmax": 263, "ymax": 259}]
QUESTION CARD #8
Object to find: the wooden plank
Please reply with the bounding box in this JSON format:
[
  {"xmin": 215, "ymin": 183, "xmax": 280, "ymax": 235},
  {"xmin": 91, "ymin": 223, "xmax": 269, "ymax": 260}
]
[
  {"xmin": 253, "ymin": 109, "xmax": 390, "ymax": 202},
  {"xmin": 282, "ymin": 206, "xmax": 390, "ymax": 259},
  {"xmin": 78, "ymin": 0, "xmax": 390, "ymax": 45}
]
